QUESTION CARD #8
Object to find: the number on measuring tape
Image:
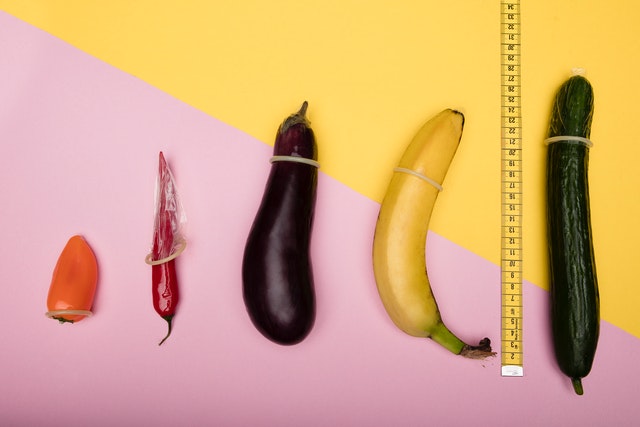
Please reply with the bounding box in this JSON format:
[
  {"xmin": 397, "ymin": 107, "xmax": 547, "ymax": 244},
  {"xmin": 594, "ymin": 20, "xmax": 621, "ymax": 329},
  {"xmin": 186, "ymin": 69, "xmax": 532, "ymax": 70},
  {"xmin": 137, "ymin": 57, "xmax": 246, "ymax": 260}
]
[{"xmin": 501, "ymin": 0, "xmax": 523, "ymax": 377}]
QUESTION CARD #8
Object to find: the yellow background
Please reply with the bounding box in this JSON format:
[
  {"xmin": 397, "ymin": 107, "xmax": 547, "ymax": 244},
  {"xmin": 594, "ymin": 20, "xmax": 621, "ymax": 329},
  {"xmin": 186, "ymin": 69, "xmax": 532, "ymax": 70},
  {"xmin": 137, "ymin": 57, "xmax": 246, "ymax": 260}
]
[{"xmin": 2, "ymin": 1, "xmax": 638, "ymax": 337}]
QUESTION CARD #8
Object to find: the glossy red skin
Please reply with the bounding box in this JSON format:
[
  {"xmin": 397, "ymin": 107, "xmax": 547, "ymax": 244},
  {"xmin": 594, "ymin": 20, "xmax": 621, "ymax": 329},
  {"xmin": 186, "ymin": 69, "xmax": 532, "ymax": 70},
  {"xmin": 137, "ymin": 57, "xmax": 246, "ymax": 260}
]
[
  {"xmin": 242, "ymin": 104, "xmax": 317, "ymax": 345},
  {"xmin": 153, "ymin": 259, "xmax": 178, "ymax": 318},
  {"xmin": 151, "ymin": 153, "xmax": 180, "ymax": 344}
]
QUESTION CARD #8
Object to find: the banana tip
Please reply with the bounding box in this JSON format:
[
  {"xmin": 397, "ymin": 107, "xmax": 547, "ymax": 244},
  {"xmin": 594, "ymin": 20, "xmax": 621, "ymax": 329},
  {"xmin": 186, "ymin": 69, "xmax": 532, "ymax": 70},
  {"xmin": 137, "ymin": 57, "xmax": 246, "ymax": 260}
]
[{"xmin": 459, "ymin": 338, "xmax": 496, "ymax": 360}]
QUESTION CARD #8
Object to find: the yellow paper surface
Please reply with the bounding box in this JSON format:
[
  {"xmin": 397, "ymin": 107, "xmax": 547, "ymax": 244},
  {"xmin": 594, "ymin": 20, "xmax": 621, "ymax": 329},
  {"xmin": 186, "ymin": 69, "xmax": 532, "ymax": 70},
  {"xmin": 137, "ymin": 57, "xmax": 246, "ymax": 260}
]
[{"xmin": 2, "ymin": 0, "xmax": 638, "ymax": 337}]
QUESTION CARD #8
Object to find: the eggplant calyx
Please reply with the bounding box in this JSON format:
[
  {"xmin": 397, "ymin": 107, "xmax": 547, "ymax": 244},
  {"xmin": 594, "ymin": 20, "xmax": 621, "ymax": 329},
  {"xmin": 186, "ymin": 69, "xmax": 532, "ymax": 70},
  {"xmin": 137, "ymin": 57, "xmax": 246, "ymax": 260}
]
[{"xmin": 279, "ymin": 101, "xmax": 310, "ymax": 134}]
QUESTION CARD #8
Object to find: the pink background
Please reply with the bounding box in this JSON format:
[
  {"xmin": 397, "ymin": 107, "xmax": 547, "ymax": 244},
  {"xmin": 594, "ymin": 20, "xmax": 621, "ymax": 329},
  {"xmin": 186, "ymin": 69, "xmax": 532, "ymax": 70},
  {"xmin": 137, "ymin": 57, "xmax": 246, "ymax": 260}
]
[{"xmin": 1, "ymin": 12, "xmax": 639, "ymax": 426}]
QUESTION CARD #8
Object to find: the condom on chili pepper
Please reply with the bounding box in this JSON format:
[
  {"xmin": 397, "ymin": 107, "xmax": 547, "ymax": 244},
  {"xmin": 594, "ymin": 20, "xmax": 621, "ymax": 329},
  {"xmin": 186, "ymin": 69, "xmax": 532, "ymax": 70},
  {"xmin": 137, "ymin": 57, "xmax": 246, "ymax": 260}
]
[{"xmin": 145, "ymin": 152, "xmax": 186, "ymax": 345}]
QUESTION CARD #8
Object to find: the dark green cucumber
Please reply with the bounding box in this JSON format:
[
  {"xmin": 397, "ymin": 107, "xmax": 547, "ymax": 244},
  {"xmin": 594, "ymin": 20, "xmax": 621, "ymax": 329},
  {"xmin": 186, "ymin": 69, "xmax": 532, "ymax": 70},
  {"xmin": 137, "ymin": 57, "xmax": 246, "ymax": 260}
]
[{"xmin": 546, "ymin": 75, "xmax": 599, "ymax": 395}]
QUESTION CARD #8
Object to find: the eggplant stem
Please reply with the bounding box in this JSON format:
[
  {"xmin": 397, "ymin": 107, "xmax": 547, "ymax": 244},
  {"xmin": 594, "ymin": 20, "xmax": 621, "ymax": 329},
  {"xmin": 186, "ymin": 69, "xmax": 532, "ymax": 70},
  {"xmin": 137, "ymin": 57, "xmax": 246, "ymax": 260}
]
[
  {"xmin": 279, "ymin": 101, "xmax": 310, "ymax": 135},
  {"xmin": 297, "ymin": 101, "xmax": 308, "ymax": 117}
]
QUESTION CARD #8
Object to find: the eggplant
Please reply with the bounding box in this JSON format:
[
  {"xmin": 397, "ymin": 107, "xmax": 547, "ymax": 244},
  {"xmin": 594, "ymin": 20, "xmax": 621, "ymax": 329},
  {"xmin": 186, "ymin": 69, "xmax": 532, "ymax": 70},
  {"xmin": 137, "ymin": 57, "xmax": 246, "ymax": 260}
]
[{"xmin": 242, "ymin": 101, "xmax": 318, "ymax": 345}]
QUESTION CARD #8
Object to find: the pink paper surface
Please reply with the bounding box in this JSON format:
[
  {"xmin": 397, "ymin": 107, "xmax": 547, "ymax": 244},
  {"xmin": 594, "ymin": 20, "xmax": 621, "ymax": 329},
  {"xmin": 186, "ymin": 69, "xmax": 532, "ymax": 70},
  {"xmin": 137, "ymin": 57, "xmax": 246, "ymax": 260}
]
[{"xmin": 1, "ymin": 12, "xmax": 639, "ymax": 426}]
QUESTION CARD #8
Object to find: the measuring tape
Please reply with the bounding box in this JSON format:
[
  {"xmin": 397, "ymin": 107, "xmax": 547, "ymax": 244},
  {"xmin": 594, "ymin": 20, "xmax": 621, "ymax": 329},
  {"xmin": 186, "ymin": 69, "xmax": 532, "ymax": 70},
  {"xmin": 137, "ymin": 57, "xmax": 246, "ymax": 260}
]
[{"xmin": 500, "ymin": 0, "xmax": 524, "ymax": 377}]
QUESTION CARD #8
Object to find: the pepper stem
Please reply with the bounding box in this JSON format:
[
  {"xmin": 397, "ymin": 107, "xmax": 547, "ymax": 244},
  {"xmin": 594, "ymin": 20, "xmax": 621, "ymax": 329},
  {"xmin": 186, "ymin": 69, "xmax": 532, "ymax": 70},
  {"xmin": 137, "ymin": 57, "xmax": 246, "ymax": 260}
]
[{"xmin": 158, "ymin": 315, "xmax": 174, "ymax": 346}]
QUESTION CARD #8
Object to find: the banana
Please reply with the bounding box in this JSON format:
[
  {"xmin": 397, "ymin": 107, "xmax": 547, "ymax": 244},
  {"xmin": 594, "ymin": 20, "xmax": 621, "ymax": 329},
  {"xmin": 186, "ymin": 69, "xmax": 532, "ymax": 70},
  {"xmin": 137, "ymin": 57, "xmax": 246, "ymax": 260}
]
[{"xmin": 372, "ymin": 109, "xmax": 494, "ymax": 358}]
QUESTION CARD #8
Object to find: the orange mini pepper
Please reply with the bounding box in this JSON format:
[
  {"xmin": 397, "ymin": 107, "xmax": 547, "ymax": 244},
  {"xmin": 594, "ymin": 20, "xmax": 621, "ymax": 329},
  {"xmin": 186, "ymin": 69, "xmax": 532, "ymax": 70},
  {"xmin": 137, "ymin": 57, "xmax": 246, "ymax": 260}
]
[{"xmin": 45, "ymin": 235, "xmax": 98, "ymax": 323}]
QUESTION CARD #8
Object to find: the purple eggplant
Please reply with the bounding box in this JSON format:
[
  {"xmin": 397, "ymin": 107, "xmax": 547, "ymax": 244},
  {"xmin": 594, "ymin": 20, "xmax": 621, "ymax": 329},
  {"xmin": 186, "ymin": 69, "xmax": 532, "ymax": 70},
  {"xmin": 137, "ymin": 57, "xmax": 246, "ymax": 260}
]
[{"xmin": 242, "ymin": 101, "xmax": 318, "ymax": 345}]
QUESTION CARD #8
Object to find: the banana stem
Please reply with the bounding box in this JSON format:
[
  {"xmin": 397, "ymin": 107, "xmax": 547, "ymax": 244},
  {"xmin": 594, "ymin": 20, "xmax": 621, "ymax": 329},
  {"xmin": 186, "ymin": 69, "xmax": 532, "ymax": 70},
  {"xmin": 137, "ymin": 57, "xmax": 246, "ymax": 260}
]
[
  {"xmin": 430, "ymin": 321, "xmax": 496, "ymax": 359},
  {"xmin": 429, "ymin": 322, "xmax": 466, "ymax": 354}
]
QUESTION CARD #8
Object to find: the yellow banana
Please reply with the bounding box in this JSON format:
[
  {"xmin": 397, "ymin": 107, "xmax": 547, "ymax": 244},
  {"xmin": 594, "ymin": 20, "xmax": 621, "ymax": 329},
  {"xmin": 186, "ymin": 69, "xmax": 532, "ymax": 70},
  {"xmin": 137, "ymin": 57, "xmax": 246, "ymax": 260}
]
[{"xmin": 373, "ymin": 108, "xmax": 494, "ymax": 358}]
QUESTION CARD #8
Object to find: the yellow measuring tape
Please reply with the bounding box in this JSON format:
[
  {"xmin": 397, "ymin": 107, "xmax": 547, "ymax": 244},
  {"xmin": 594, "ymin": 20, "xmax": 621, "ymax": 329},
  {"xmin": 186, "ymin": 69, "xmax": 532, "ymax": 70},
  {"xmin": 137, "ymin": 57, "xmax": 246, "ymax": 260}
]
[{"xmin": 501, "ymin": 0, "xmax": 524, "ymax": 377}]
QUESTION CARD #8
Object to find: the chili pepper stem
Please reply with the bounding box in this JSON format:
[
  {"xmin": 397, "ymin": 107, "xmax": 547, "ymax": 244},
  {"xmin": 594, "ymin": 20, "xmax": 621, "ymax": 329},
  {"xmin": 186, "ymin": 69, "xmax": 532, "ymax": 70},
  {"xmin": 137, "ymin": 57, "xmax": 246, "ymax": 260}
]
[{"xmin": 158, "ymin": 314, "xmax": 174, "ymax": 346}]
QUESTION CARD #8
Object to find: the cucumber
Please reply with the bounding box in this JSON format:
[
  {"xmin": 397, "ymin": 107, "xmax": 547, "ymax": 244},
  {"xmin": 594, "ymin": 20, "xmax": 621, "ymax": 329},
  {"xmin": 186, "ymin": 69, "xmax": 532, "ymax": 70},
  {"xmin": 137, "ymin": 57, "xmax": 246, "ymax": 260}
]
[{"xmin": 546, "ymin": 75, "xmax": 599, "ymax": 395}]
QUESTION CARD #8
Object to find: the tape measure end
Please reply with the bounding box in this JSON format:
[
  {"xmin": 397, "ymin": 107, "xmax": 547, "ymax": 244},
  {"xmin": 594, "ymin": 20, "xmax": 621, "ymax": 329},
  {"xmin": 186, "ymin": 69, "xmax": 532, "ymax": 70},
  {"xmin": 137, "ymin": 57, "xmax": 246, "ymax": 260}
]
[{"xmin": 501, "ymin": 365, "xmax": 524, "ymax": 377}]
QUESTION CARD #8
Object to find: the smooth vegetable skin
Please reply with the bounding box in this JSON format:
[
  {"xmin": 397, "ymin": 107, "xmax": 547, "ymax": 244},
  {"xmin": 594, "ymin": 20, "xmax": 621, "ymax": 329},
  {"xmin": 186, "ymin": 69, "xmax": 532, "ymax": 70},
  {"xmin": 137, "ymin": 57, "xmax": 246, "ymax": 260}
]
[
  {"xmin": 152, "ymin": 212, "xmax": 179, "ymax": 346},
  {"xmin": 46, "ymin": 235, "xmax": 98, "ymax": 323},
  {"xmin": 546, "ymin": 75, "xmax": 599, "ymax": 395},
  {"xmin": 242, "ymin": 102, "xmax": 317, "ymax": 345},
  {"xmin": 150, "ymin": 152, "xmax": 182, "ymax": 346},
  {"xmin": 373, "ymin": 109, "xmax": 493, "ymax": 359}
]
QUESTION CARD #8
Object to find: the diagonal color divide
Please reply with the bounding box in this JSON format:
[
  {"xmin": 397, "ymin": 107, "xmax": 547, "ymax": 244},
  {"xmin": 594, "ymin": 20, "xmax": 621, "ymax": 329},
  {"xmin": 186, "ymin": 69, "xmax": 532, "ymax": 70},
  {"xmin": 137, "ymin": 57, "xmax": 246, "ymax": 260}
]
[{"xmin": 0, "ymin": 1, "xmax": 639, "ymax": 341}]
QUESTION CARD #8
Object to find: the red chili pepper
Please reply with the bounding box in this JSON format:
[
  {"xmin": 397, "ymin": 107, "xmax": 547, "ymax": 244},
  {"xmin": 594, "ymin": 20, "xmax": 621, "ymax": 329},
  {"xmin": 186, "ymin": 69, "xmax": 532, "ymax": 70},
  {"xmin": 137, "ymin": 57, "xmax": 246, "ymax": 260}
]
[
  {"xmin": 148, "ymin": 152, "xmax": 185, "ymax": 345},
  {"xmin": 152, "ymin": 213, "xmax": 179, "ymax": 345}
]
